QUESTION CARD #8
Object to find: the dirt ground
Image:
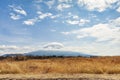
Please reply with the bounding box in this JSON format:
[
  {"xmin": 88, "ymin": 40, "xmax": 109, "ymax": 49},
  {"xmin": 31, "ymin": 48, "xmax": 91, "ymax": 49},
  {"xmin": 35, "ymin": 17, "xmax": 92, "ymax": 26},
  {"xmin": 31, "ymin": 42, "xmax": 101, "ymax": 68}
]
[{"xmin": 0, "ymin": 74, "xmax": 120, "ymax": 80}]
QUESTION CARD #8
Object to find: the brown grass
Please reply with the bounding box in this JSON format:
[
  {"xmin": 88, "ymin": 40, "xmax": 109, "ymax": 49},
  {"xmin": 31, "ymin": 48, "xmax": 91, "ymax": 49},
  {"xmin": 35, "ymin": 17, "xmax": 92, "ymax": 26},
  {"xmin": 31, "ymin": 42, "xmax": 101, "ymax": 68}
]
[{"xmin": 0, "ymin": 56, "xmax": 120, "ymax": 74}]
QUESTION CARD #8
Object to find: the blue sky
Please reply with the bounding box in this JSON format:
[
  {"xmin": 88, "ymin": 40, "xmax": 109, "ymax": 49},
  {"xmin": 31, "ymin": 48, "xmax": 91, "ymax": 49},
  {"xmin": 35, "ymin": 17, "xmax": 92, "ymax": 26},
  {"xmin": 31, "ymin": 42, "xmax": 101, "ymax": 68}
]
[{"xmin": 0, "ymin": 0, "xmax": 120, "ymax": 56}]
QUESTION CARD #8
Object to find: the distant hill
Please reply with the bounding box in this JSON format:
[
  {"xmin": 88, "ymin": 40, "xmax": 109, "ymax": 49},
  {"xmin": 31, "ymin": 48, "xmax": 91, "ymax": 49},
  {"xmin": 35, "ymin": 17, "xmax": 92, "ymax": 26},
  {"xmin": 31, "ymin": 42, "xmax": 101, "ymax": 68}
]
[
  {"xmin": 2, "ymin": 53, "xmax": 23, "ymax": 57},
  {"xmin": 24, "ymin": 50, "xmax": 92, "ymax": 57},
  {"xmin": 1, "ymin": 50, "xmax": 92, "ymax": 57}
]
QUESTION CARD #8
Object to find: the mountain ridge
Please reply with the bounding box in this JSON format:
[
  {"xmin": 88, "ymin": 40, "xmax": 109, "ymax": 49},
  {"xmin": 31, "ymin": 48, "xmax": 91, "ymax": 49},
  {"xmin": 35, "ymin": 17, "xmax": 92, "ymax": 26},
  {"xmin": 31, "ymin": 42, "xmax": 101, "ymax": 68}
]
[{"xmin": 1, "ymin": 50, "xmax": 92, "ymax": 57}]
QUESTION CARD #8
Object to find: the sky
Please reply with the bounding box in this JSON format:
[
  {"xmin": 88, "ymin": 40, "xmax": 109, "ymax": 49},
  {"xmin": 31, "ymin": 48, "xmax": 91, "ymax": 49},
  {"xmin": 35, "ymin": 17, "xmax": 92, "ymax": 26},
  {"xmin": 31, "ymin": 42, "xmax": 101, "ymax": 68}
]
[{"xmin": 0, "ymin": 0, "xmax": 120, "ymax": 56}]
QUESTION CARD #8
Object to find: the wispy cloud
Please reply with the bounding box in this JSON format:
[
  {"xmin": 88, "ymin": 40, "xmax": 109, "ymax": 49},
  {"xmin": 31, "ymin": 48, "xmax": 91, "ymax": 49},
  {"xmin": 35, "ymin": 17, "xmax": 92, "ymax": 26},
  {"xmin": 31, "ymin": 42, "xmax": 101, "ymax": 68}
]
[
  {"xmin": 37, "ymin": 11, "xmax": 60, "ymax": 19},
  {"xmin": 9, "ymin": 5, "xmax": 27, "ymax": 16},
  {"xmin": 23, "ymin": 18, "xmax": 37, "ymax": 25},
  {"xmin": 38, "ymin": 11, "xmax": 53, "ymax": 19},
  {"xmin": 66, "ymin": 19, "xmax": 90, "ymax": 26},
  {"xmin": 57, "ymin": 3, "xmax": 72, "ymax": 11},
  {"xmin": 34, "ymin": 0, "xmax": 43, "ymax": 3},
  {"xmin": 45, "ymin": 0, "xmax": 55, "ymax": 9},
  {"xmin": 77, "ymin": 0, "xmax": 119, "ymax": 12},
  {"xmin": 9, "ymin": 13, "xmax": 21, "ymax": 20},
  {"xmin": 58, "ymin": 0, "xmax": 73, "ymax": 3},
  {"xmin": 23, "ymin": 11, "xmax": 61, "ymax": 25}
]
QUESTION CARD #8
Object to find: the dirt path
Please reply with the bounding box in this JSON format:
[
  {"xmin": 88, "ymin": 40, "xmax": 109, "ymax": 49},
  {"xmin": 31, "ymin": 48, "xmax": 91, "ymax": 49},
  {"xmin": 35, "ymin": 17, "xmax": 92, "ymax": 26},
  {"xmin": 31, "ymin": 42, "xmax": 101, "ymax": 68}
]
[{"xmin": 0, "ymin": 74, "xmax": 120, "ymax": 80}]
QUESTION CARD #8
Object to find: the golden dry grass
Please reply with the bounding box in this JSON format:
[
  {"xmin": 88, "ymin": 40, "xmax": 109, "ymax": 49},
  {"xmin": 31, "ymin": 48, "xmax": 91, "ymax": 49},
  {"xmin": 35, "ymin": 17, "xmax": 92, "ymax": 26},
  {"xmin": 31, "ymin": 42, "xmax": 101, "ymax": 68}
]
[{"xmin": 0, "ymin": 56, "xmax": 120, "ymax": 74}]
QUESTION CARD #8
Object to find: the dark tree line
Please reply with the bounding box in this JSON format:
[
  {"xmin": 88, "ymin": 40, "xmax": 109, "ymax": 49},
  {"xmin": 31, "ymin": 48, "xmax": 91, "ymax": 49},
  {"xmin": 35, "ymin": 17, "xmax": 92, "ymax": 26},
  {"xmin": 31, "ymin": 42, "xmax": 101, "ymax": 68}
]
[{"xmin": 0, "ymin": 55, "xmax": 81, "ymax": 61}]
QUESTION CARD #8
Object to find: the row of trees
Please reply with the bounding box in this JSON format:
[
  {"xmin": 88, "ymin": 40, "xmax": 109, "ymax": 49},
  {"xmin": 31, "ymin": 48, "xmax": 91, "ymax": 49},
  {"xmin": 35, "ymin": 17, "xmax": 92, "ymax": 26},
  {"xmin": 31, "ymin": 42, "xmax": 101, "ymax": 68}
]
[
  {"xmin": 0, "ymin": 55, "xmax": 81, "ymax": 61},
  {"xmin": 0, "ymin": 55, "xmax": 97, "ymax": 61}
]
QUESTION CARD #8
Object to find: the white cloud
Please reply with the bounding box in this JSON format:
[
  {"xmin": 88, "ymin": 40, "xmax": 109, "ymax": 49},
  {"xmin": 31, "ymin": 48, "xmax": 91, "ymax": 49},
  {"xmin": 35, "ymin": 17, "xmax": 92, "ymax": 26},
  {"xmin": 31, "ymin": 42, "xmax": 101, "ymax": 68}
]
[
  {"xmin": 9, "ymin": 5, "xmax": 27, "ymax": 16},
  {"xmin": 61, "ymin": 20, "xmax": 120, "ymax": 56},
  {"xmin": 45, "ymin": 0, "xmax": 55, "ymax": 9},
  {"xmin": 61, "ymin": 44, "xmax": 120, "ymax": 56},
  {"xmin": 34, "ymin": 0, "xmax": 55, "ymax": 9},
  {"xmin": 37, "ymin": 11, "xmax": 42, "ymax": 14},
  {"xmin": 23, "ymin": 11, "xmax": 60, "ymax": 26},
  {"xmin": 66, "ymin": 13, "xmax": 80, "ymax": 19},
  {"xmin": 0, "ymin": 45, "xmax": 18, "ymax": 50},
  {"xmin": 57, "ymin": 3, "xmax": 72, "ymax": 11},
  {"xmin": 37, "ymin": 11, "xmax": 53, "ymax": 19},
  {"xmin": 67, "ymin": 19, "xmax": 90, "ymax": 25},
  {"xmin": 10, "ymin": 13, "xmax": 21, "ymax": 20},
  {"xmin": 79, "ymin": 24, "xmax": 119, "ymax": 42},
  {"xmin": 109, "ymin": 17, "xmax": 120, "ymax": 27},
  {"xmin": 58, "ymin": 0, "xmax": 73, "ymax": 3},
  {"xmin": 77, "ymin": 0, "xmax": 119, "ymax": 12},
  {"xmin": 43, "ymin": 42, "xmax": 64, "ymax": 49},
  {"xmin": 67, "ymin": 20, "xmax": 79, "ymax": 25},
  {"xmin": 62, "ymin": 17, "xmax": 120, "ymax": 44},
  {"xmin": 0, "ymin": 45, "xmax": 33, "ymax": 55},
  {"xmin": 61, "ymin": 32, "xmax": 70, "ymax": 35},
  {"xmin": 39, "ymin": 13, "xmax": 52, "ymax": 19},
  {"xmin": 23, "ymin": 18, "xmax": 37, "ymax": 25},
  {"xmin": 73, "ymin": 15, "xmax": 79, "ymax": 19},
  {"xmin": 117, "ymin": 7, "xmax": 120, "ymax": 13},
  {"xmin": 68, "ymin": 12, "xmax": 72, "ymax": 15},
  {"xmin": 116, "ymin": 1, "xmax": 120, "ymax": 12},
  {"xmin": 37, "ymin": 11, "xmax": 60, "ymax": 19},
  {"xmin": 50, "ymin": 14, "xmax": 61, "ymax": 19},
  {"xmin": 34, "ymin": 0, "xmax": 43, "ymax": 3}
]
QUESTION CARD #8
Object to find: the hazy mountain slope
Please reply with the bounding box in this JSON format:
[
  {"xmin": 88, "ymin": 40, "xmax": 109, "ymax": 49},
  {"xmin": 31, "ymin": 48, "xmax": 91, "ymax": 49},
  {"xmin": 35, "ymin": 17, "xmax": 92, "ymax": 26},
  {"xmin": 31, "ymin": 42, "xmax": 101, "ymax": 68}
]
[{"xmin": 24, "ymin": 50, "xmax": 92, "ymax": 57}]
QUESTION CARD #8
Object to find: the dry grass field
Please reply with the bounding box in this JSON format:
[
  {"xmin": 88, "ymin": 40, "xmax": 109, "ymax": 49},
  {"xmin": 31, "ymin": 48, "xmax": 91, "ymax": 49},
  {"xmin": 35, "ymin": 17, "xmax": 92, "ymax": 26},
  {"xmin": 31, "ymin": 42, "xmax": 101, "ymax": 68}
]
[
  {"xmin": 0, "ymin": 56, "xmax": 120, "ymax": 74},
  {"xmin": 0, "ymin": 74, "xmax": 120, "ymax": 80}
]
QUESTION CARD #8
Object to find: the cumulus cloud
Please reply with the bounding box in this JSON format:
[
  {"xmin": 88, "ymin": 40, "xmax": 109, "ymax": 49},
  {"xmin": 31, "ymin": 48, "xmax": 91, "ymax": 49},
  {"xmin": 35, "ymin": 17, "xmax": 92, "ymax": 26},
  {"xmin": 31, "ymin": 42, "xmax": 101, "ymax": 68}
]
[
  {"xmin": 50, "ymin": 14, "xmax": 61, "ymax": 19},
  {"xmin": 62, "ymin": 17, "xmax": 120, "ymax": 43},
  {"xmin": 57, "ymin": 3, "xmax": 72, "ymax": 11},
  {"xmin": 23, "ymin": 11, "xmax": 52, "ymax": 26},
  {"xmin": 34, "ymin": 0, "xmax": 43, "ymax": 3},
  {"xmin": 116, "ymin": 1, "xmax": 120, "ymax": 12},
  {"xmin": 9, "ymin": 5, "xmax": 27, "ymax": 16},
  {"xmin": 37, "ymin": 11, "xmax": 53, "ymax": 19},
  {"xmin": 116, "ymin": 7, "xmax": 120, "ymax": 13},
  {"xmin": 66, "ymin": 13, "xmax": 80, "ymax": 20},
  {"xmin": 37, "ymin": 11, "xmax": 60, "ymax": 19},
  {"xmin": 61, "ymin": 32, "xmax": 70, "ymax": 35},
  {"xmin": 45, "ymin": 0, "xmax": 55, "ymax": 9},
  {"xmin": 10, "ymin": 13, "xmax": 21, "ymax": 20},
  {"xmin": 58, "ymin": 0, "xmax": 73, "ymax": 3},
  {"xmin": 78, "ymin": 24, "xmax": 119, "ymax": 42},
  {"xmin": 43, "ymin": 42, "xmax": 64, "ymax": 49},
  {"xmin": 39, "ymin": 13, "xmax": 52, "ymax": 19},
  {"xmin": 73, "ymin": 15, "xmax": 79, "ymax": 19},
  {"xmin": 0, "ymin": 45, "xmax": 33, "ymax": 54},
  {"xmin": 77, "ymin": 0, "xmax": 119, "ymax": 12},
  {"xmin": 23, "ymin": 18, "xmax": 37, "ymax": 25},
  {"xmin": 109, "ymin": 17, "xmax": 120, "ymax": 27},
  {"xmin": 23, "ymin": 11, "xmax": 60, "ymax": 25},
  {"xmin": 67, "ymin": 19, "xmax": 90, "ymax": 25}
]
